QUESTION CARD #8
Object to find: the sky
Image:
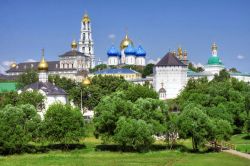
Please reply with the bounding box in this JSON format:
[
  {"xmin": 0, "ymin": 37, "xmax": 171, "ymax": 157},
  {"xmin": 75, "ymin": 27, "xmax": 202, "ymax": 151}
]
[{"xmin": 0, "ymin": 0, "xmax": 250, "ymax": 73}]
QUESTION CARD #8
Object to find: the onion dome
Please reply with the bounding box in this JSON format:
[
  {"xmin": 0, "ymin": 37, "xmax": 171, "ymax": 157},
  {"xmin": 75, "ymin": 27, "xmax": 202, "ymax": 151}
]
[
  {"xmin": 82, "ymin": 13, "xmax": 90, "ymax": 23},
  {"xmin": 124, "ymin": 44, "xmax": 136, "ymax": 55},
  {"xmin": 107, "ymin": 45, "xmax": 119, "ymax": 56},
  {"xmin": 10, "ymin": 62, "xmax": 17, "ymax": 68},
  {"xmin": 208, "ymin": 56, "xmax": 222, "ymax": 65},
  {"xmin": 82, "ymin": 78, "xmax": 91, "ymax": 85},
  {"xmin": 38, "ymin": 49, "xmax": 48, "ymax": 71},
  {"xmin": 135, "ymin": 45, "xmax": 146, "ymax": 57},
  {"xmin": 71, "ymin": 40, "xmax": 78, "ymax": 49},
  {"xmin": 120, "ymin": 35, "xmax": 134, "ymax": 50}
]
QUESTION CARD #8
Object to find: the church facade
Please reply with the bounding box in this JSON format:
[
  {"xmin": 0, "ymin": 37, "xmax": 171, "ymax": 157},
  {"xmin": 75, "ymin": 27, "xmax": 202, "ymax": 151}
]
[
  {"xmin": 18, "ymin": 51, "xmax": 67, "ymax": 119},
  {"xmin": 107, "ymin": 35, "xmax": 146, "ymax": 66},
  {"xmin": 6, "ymin": 13, "xmax": 95, "ymax": 82}
]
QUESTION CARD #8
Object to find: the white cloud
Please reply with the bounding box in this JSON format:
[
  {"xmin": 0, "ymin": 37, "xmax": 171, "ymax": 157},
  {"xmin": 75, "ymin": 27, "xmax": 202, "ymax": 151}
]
[
  {"xmin": 192, "ymin": 62, "xmax": 204, "ymax": 68},
  {"xmin": 0, "ymin": 60, "xmax": 14, "ymax": 74},
  {"xmin": 108, "ymin": 34, "xmax": 116, "ymax": 40},
  {"xmin": 25, "ymin": 59, "xmax": 36, "ymax": 62},
  {"xmin": 237, "ymin": 54, "xmax": 244, "ymax": 60}
]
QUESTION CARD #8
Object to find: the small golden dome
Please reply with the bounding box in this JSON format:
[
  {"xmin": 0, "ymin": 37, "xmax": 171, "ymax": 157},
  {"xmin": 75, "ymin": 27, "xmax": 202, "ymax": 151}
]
[
  {"xmin": 82, "ymin": 78, "xmax": 91, "ymax": 85},
  {"xmin": 11, "ymin": 62, "xmax": 17, "ymax": 68},
  {"xmin": 211, "ymin": 42, "xmax": 217, "ymax": 50},
  {"xmin": 71, "ymin": 40, "xmax": 78, "ymax": 49},
  {"xmin": 82, "ymin": 13, "xmax": 90, "ymax": 23},
  {"xmin": 120, "ymin": 35, "xmax": 134, "ymax": 50},
  {"xmin": 38, "ymin": 50, "xmax": 48, "ymax": 71},
  {"xmin": 178, "ymin": 47, "xmax": 183, "ymax": 54}
]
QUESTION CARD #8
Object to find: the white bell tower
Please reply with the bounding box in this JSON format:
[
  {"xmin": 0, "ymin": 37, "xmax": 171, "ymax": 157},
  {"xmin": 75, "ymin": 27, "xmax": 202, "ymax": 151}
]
[{"xmin": 79, "ymin": 13, "xmax": 95, "ymax": 69}]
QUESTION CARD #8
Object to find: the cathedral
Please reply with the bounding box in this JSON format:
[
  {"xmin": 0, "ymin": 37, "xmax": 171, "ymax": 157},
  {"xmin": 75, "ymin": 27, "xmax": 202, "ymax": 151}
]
[
  {"xmin": 107, "ymin": 35, "xmax": 146, "ymax": 66},
  {"xmin": 6, "ymin": 13, "xmax": 95, "ymax": 82}
]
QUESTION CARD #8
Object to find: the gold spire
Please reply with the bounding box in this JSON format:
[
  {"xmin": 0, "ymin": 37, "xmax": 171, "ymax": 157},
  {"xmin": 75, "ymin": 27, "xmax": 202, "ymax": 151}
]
[
  {"xmin": 71, "ymin": 40, "xmax": 78, "ymax": 49},
  {"xmin": 82, "ymin": 77, "xmax": 91, "ymax": 85},
  {"xmin": 82, "ymin": 12, "xmax": 90, "ymax": 23},
  {"xmin": 38, "ymin": 48, "xmax": 48, "ymax": 71},
  {"xmin": 120, "ymin": 34, "xmax": 134, "ymax": 50},
  {"xmin": 178, "ymin": 46, "xmax": 183, "ymax": 58},
  {"xmin": 211, "ymin": 42, "xmax": 217, "ymax": 50}
]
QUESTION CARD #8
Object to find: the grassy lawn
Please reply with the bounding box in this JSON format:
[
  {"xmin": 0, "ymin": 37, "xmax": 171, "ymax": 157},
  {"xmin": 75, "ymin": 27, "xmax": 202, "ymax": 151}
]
[
  {"xmin": 0, "ymin": 137, "xmax": 249, "ymax": 166},
  {"xmin": 229, "ymin": 134, "xmax": 250, "ymax": 153}
]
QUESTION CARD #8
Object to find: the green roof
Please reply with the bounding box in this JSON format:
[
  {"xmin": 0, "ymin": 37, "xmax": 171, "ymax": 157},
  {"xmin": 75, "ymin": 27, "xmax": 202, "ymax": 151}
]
[
  {"xmin": 0, "ymin": 82, "xmax": 17, "ymax": 92},
  {"xmin": 208, "ymin": 56, "xmax": 222, "ymax": 65}
]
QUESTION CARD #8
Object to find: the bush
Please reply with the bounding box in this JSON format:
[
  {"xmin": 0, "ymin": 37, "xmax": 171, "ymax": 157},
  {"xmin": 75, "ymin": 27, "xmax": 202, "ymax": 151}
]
[
  {"xmin": 114, "ymin": 117, "xmax": 154, "ymax": 151},
  {"xmin": 0, "ymin": 104, "xmax": 41, "ymax": 154},
  {"xmin": 42, "ymin": 103, "xmax": 85, "ymax": 148}
]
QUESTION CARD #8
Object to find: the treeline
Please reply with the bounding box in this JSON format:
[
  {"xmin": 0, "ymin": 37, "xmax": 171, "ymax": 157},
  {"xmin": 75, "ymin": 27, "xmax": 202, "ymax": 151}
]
[{"xmin": 0, "ymin": 103, "xmax": 84, "ymax": 155}]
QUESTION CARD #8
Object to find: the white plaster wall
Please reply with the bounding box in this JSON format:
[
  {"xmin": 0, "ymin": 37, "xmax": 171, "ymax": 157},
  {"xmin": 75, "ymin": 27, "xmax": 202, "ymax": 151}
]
[
  {"xmin": 108, "ymin": 57, "xmax": 118, "ymax": 66},
  {"xmin": 125, "ymin": 55, "xmax": 136, "ymax": 65},
  {"xmin": 136, "ymin": 57, "xmax": 146, "ymax": 66},
  {"xmin": 204, "ymin": 65, "xmax": 225, "ymax": 75},
  {"xmin": 153, "ymin": 66, "xmax": 187, "ymax": 99}
]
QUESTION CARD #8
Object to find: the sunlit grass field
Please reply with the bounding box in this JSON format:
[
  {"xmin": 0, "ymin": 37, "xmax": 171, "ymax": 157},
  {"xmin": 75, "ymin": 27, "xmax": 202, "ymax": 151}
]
[
  {"xmin": 229, "ymin": 134, "xmax": 250, "ymax": 153},
  {"xmin": 0, "ymin": 136, "xmax": 249, "ymax": 166}
]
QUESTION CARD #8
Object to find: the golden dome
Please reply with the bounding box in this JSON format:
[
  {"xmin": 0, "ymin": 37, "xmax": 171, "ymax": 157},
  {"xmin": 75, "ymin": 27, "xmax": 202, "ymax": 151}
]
[
  {"xmin": 82, "ymin": 78, "xmax": 91, "ymax": 85},
  {"xmin": 211, "ymin": 42, "xmax": 217, "ymax": 50},
  {"xmin": 82, "ymin": 13, "xmax": 90, "ymax": 23},
  {"xmin": 120, "ymin": 35, "xmax": 134, "ymax": 50},
  {"xmin": 38, "ymin": 50, "xmax": 48, "ymax": 71},
  {"xmin": 71, "ymin": 40, "xmax": 78, "ymax": 49},
  {"xmin": 11, "ymin": 62, "xmax": 17, "ymax": 68},
  {"xmin": 178, "ymin": 47, "xmax": 183, "ymax": 54}
]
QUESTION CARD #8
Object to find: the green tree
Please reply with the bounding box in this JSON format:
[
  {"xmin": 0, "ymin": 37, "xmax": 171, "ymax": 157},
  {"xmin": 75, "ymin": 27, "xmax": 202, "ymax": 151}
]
[
  {"xmin": 16, "ymin": 69, "xmax": 38, "ymax": 89},
  {"xmin": 125, "ymin": 84, "xmax": 158, "ymax": 102},
  {"xmin": 114, "ymin": 117, "xmax": 154, "ymax": 151},
  {"xmin": 142, "ymin": 63, "xmax": 154, "ymax": 77},
  {"xmin": 165, "ymin": 113, "xmax": 179, "ymax": 149},
  {"xmin": 178, "ymin": 104, "xmax": 213, "ymax": 151},
  {"xmin": 42, "ymin": 103, "xmax": 85, "ymax": 147},
  {"xmin": 89, "ymin": 64, "xmax": 108, "ymax": 73},
  {"xmin": 209, "ymin": 119, "xmax": 232, "ymax": 150},
  {"xmin": 17, "ymin": 91, "xmax": 45, "ymax": 109},
  {"xmin": 0, "ymin": 104, "xmax": 41, "ymax": 154}
]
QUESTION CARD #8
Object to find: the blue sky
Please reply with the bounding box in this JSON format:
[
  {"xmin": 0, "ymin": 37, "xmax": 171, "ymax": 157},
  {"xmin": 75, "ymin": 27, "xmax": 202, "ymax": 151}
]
[{"xmin": 0, "ymin": 0, "xmax": 250, "ymax": 72}]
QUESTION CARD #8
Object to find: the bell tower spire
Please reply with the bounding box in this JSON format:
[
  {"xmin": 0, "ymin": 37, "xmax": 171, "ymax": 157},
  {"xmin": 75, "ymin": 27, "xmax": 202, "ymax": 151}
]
[
  {"xmin": 211, "ymin": 42, "xmax": 218, "ymax": 57},
  {"xmin": 79, "ymin": 12, "xmax": 95, "ymax": 69}
]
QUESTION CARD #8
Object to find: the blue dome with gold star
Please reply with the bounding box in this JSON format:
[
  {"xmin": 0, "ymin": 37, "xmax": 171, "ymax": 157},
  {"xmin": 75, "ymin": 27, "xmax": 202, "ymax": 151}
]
[
  {"xmin": 107, "ymin": 45, "xmax": 119, "ymax": 56},
  {"xmin": 124, "ymin": 44, "xmax": 136, "ymax": 55},
  {"xmin": 136, "ymin": 45, "xmax": 146, "ymax": 57}
]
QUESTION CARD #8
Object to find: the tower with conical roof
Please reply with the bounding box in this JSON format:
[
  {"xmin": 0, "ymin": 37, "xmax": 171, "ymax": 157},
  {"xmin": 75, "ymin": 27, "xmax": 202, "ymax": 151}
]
[{"xmin": 78, "ymin": 12, "xmax": 95, "ymax": 69}]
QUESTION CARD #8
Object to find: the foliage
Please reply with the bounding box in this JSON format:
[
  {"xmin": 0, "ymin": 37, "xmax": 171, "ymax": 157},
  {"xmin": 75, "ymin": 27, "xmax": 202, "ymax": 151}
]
[
  {"xmin": 0, "ymin": 104, "xmax": 41, "ymax": 154},
  {"xmin": 89, "ymin": 64, "xmax": 108, "ymax": 73},
  {"xmin": 42, "ymin": 103, "xmax": 85, "ymax": 146},
  {"xmin": 188, "ymin": 63, "xmax": 204, "ymax": 72},
  {"xmin": 177, "ymin": 104, "xmax": 213, "ymax": 151},
  {"xmin": 165, "ymin": 113, "xmax": 179, "ymax": 149},
  {"xmin": 17, "ymin": 91, "xmax": 45, "ymax": 108},
  {"xmin": 93, "ymin": 91, "xmax": 168, "ymax": 149},
  {"xmin": 114, "ymin": 117, "xmax": 154, "ymax": 151},
  {"xmin": 16, "ymin": 69, "xmax": 38, "ymax": 89},
  {"xmin": 0, "ymin": 91, "xmax": 44, "ymax": 109},
  {"xmin": 176, "ymin": 70, "xmax": 250, "ymax": 134},
  {"xmin": 125, "ymin": 84, "xmax": 158, "ymax": 102},
  {"xmin": 229, "ymin": 67, "xmax": 239, "ymax": 73},
  {"xmin": 142, "ymin": 63, "xmax": 154, "ymax": 78}
]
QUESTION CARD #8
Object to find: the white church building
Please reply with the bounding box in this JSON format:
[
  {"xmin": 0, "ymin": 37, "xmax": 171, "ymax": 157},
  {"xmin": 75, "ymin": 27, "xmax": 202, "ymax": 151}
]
[
  {"xmin": 107, "ymin": 35, "xmax": 146, "ymax": 66},
  {"xmin": 18, "ymin": 51, "xmax": 67, "ymax": 119}
]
